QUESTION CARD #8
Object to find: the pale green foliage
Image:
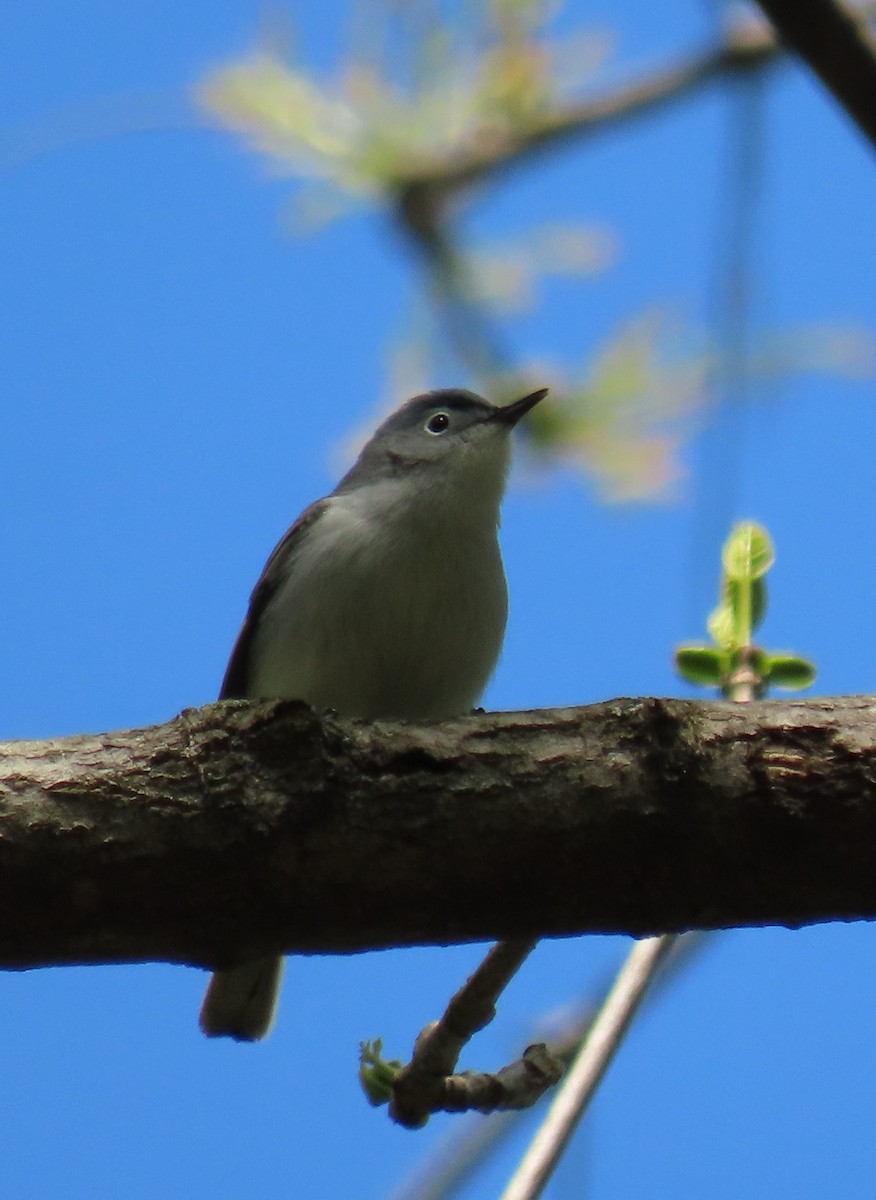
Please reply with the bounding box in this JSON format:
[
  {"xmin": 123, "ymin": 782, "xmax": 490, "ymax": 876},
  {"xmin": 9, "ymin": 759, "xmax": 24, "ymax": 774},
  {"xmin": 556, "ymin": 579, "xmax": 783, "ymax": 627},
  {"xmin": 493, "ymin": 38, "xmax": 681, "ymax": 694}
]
[
  {"xmin": 466, "ymin": 223, "xmax": 617, "ymax": 313},
  {"xmin": 197, "ymin": 1, "xmax": 873, "ymax": 504},
  {"xmin": 766, "ymin": 656, "xmax": 817, "ymax": 689},
  {"xmin": 359, "ymin": 1039, "xmax": 403, "ymax": 1107},
  {"xmin": 527, "ymin": 313, "xmax": 710, "ymax": 501},
  {"xmin": 197, "ymin": 0, "xmax": 591, "ymax": 199},
  {"xmin": 721, "ymin": 521, "xmax": 774, "ymax": 584},
  {"xmin": 676, "ymin": 522, "xmax": 816, "ymax": 697},
  {"xmin": 709, "ymin": 522, "xmax": 772, "ymax": 651},
  {"xmin": 748, "ymin": 325, "xmax": 875, "ymax": 381}
]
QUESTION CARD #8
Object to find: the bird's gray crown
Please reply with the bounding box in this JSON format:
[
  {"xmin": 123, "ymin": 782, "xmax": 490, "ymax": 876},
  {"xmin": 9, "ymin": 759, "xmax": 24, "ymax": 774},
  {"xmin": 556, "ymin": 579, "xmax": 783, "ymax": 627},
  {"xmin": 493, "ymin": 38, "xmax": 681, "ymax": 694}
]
[
  {"xmin": 334, "ymin": 388, "xmax": 500, "ymax": 495},
  {"xmin": 376, "ymin": 389, "xmax": 495, "ymax": 435}
]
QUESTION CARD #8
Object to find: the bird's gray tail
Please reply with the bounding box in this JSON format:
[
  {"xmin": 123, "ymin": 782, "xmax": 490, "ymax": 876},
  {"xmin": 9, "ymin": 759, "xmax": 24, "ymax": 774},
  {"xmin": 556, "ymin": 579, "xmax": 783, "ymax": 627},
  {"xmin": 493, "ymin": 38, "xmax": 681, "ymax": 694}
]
[{"xmin": 199, "ymin": 956, "xmax": 285, "ymax": 1041}]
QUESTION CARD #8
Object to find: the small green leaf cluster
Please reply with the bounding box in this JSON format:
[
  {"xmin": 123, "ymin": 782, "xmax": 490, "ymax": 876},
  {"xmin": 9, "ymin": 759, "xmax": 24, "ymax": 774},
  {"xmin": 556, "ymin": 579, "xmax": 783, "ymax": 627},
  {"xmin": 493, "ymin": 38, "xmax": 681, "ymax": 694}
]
[
  {"xmin": 675, "ymin": 522, "xmax": 815, "ymax": 697},
  {"xmin": 359, "ymin": 1039, "xmax": 403, "ymax": 1107}
]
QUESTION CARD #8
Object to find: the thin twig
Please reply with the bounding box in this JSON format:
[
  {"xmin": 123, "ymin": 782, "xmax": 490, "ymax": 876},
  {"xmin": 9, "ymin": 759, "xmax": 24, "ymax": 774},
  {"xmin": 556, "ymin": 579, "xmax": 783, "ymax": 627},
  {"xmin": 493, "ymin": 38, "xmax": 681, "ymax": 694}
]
[
  {"xmin": 389, "ymin": 938, "xmax": 547, "ymax": 1128},
  {"xmin": 500, "ymin": 935, "xmax": 675, "ymax": 1200},
  {"xmin": 395, "ymin": 21, "xmax": 779, "ymax": 198},
  {"xmin": 387, "ymin": 934, "xmax": 709, "ymax": 1200},
  {"xmin": 395, "ymin": 210, "xmax": 515, "ymax": 381}
]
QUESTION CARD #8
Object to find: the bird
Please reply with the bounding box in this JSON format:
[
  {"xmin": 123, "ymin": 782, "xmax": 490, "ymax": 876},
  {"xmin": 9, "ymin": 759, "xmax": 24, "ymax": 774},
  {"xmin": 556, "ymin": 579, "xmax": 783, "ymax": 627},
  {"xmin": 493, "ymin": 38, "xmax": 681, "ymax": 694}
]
[{"xmin": 199, "ymin": 385, "xmax": 549, "ymax": 1040}]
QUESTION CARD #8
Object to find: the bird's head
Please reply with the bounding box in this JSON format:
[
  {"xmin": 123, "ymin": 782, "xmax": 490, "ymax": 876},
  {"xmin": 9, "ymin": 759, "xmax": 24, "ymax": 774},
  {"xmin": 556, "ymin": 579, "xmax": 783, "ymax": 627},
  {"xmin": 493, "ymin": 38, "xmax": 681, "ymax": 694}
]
[{"xmin": 336, "ymin": 387, "xmax": 548, "ymax": 518}]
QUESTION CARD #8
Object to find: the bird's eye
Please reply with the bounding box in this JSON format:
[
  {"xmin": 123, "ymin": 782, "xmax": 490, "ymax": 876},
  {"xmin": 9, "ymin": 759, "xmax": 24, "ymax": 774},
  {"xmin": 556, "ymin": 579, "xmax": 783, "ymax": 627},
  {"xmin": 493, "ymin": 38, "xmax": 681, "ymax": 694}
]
[{"xmin": 425, "ymin": 412, "xmax": 450, "ymax": 435}]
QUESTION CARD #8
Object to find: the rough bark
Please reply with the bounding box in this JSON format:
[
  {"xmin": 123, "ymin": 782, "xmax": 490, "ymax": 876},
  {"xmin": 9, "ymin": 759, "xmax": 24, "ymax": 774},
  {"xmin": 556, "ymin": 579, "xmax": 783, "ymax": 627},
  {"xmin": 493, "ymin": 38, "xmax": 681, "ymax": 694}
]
[{"xmin": 3, "ymin": 696, "xmax": 876, "ymax": 971}]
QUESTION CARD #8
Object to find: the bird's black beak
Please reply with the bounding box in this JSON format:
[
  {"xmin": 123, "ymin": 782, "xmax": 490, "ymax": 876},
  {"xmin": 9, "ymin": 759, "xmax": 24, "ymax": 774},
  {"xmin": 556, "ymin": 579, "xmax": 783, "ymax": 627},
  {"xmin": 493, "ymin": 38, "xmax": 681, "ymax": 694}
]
[{"xmin": 492, "ymin": 387, "xmax": 549, "ymax": 427}]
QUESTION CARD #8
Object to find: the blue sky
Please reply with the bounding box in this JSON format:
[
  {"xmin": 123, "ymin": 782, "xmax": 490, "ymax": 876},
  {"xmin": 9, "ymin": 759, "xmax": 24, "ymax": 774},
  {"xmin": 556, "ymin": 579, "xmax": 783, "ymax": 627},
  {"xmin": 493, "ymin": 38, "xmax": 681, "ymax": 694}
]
[{"xmin": 3, "ymin": 3, "xmax": 876, "ymax": 1198}]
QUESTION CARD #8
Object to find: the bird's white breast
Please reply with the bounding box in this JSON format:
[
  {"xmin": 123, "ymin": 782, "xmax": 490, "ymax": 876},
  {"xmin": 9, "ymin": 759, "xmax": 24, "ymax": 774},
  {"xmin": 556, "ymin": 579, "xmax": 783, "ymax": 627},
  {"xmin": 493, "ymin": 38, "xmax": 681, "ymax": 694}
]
[{"xmin": 247, "ymin": 482, "xmax": 508, "ymax": 719}]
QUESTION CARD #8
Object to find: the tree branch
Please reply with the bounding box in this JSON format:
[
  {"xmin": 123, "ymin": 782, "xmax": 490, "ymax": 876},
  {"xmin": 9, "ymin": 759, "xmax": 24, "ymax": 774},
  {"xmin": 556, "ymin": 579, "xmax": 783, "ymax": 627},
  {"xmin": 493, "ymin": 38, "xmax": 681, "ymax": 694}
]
[
  {"xmin": 756, "ymin": 0, "xmax": 876, "ymax": 152},
  {"xmin": 4, "ymin": 696, "xmax": 876, "ymax": 970},
  {"xmin": 392, "ymin": 22, "xmax": 779, "ymax": 202},
  {"xmin": 388, "ymin": 938, "xmax": 554, "ymax": 1128}
]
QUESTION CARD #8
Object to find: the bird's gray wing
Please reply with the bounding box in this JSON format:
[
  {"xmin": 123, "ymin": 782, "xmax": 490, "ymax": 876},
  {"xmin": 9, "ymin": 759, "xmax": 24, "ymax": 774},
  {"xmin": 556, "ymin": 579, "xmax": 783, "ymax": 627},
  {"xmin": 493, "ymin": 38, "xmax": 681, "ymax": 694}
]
[{"xmin": 219, "ymin": 498, "xmax": 330, "ymax": 699}]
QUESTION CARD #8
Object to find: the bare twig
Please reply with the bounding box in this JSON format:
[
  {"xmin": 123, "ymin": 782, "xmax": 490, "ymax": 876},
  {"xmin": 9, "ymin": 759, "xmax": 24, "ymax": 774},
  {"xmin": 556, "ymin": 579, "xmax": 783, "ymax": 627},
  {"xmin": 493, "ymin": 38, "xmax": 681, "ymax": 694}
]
[
  {"xmin": 500, "ymin": 935, "xmax": 675, "ymax": 1200},
  {"xmin": 387, "ymin": 934, "xmax": 708, "ymax": 1200},
  {"xmin": 388, "ymin": 938, "xmax": 566, "ymax": 1128},
  {"xmin": 395, "ymin": 208, "xmax": 515, "ymax": 382}
]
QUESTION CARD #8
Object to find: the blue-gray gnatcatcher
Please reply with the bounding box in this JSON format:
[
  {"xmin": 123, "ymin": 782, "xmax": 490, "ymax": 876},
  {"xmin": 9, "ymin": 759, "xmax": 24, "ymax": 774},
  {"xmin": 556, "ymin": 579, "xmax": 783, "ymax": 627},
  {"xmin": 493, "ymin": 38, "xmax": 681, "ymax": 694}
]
[{"xmin": 200, "ymin": 385, "xmax": 548, "ymax": 1040}]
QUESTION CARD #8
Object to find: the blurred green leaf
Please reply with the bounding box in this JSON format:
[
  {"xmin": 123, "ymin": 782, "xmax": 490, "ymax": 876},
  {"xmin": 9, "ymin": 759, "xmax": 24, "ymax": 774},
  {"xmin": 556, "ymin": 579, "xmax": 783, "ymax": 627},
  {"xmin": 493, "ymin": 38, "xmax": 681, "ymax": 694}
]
[
  {"xmin": 720, "ymin": 577, "xmax": 768, "ymax": 642},
  {"xmin": 748, "ymin": 324, "xmax": 876, "ymax": 381},
  {"xmin": 749, "ymin": 577, "xmax": 768, "ymax": 634},
  {"xmin": 765, "ymin": 655, "xmax": 817, "ymax": 690},
  {"xmin": 466, "ymin": 222, "xmax": 616, "ymax": 313},
  {"xmin": 359, "ymin": 1039, "xmax": 403, "ymax": 1107},
  {"xmin": 522, "ymin": 312, "xmax": 712, "ymax": 501},
  {"xmin": 675, "ymin": 646, "xmax": 727, "ymax": 686},
  {"xmin": 722, "ymin": 522, "xmax": 774, "ymax": 583},
  {"xmin": 707, "ymin": 525, "xmax": 774, "ymax": 648},
  {"xmin": 707, "ymin": 595, "xmax": 735, "ymax": 651}
]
